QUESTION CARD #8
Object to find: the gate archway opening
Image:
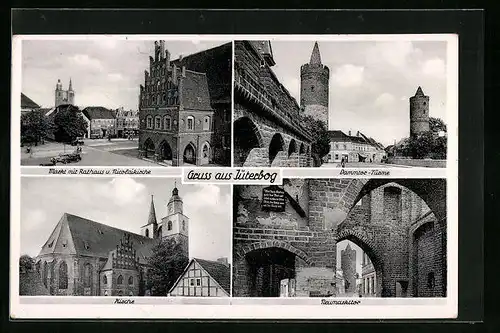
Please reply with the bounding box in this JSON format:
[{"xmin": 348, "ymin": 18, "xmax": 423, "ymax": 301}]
[
  {"xmin": 159, "ymin": 140, "xmax": 172, "ymax": 162},
  {"xmin": 335, "ymin": 237, "xmax": 383, "ymax": 298},
  {"xmin": 143, "ymin": 138, "xmax": 155, "ymax": 158},
  {"xmin": 201, "ymin": 141, "xmax": 211, "ymax": 165},
  {"xmin": 234, "ymin": 117, "xmax": 263, "ymax": 167},
  {"xmin": 183, "ymin": 143, "xmax": 197, "ymax": 165},
  {"xmin": 288, "ymin": 139, "xmax": 297, "ymax": 157},
  {"xmin": 244, "ymin": 247, "xmax": 296, "ymax": 297},
  {"xmin": 269, "ymin": 133, "xmax": 285, "ymax": 165}
]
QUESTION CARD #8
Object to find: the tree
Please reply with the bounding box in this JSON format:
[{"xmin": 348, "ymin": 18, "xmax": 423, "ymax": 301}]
[
  {"xmin": 429, "ymin": 117, "xmax": 447, "ymax": 133},
  {"xmin": 146, "ymin": 238, "xmax": 189, "ymax": 296},
  {"xmin": 52, "ymin": 105, "xmax": 87, "ymax": 142},
  {"xmin": 21, "ymin": 110, "xmax": 50, "ymax": 146},
  {"xmin": 19, "ymin": 254, "xmax": 34, "ymax": 273},
  {"xmin": 301, "ymin": 115, "xmax": 330, "ymax": 167}
]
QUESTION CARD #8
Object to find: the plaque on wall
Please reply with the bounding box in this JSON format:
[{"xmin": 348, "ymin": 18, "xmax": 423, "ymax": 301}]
[{"xmin": 261, "ymin": 186, "xmax": 286, "ymax": 212}]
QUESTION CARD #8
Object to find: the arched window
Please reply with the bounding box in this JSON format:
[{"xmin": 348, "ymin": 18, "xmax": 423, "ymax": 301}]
[
  {"xmin": 155, "ymin": 116, "xmax": 161, "ymax": 129},
  {"xmin": 83, "ymin": 263, "xmax": 92, "ymax": 288},
  {"xmin": 117, "ymin": 275, "xmax": 123, "ymax": 285},
  {"xmin": 103, "ymin": 275, "xmax": 107, "ymax": 285},
  {"xmin": 202, "ymin": 143, "xmax": 210, "ymax": 158},
  {"xmin": 145, "ymin": 229, "xmax": 149, "ymax": 238},
  {"xmin": 128, "ymin": 276, "xmax": 133, "ymax": 285},
  {"xmin": 164, "ymin": 116, "xmax": 171, "ymax": 130},
  {"xmin": 186, "ymin": 116, "xmax": 194, "ymax": 130},
  {"xmin": 43, "ymin": 262, "xmax": 48, "ymax": 287},
  {"xmin": 146, "ymin": 115, "xmax": 153, "ymax": 129},
  {"xmin": 203, "ymin": 116, "xmax": 210, "ymax": 130},
  {"xmin": 182, "ymin": 221, "xmax": 186, "ymax": 231},
  {"xmin": 167, "ymin": 221, "xmax": 172, "ymax": 231},
  {"xmin": 58, "ymin": 261, "xmax": 68, "ymax": 289}
]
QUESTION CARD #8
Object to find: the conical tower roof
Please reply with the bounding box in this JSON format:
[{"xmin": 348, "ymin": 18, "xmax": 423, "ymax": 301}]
[
  {"xmin": 147, "ymin": 195, "xmax": 157, "ymax": 225},
  {"xmin": 415, "ymin": 86, "xmax": 425, "ymax": 96},
  {"xmin": 309, "ymin": 42, "xmax": 322, "ymax": 65},
  {"xmin": 69, "ymin": 78, "xmax": 73, "ymax": 91}
]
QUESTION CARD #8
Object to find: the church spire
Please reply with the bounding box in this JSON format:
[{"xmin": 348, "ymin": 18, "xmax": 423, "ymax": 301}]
[
  {"xmin": 69, "ymin": 78, "xmax": 73, "ymax": 91},
  {"xmin": 147, "ymin": 195, "xmax": 157, "ymax": 225},
  {"xmin": 415, "ymin": 86, "xmax": 424, "ymax": 96},
  {"xmin": 309, "ymin": 41, "xmax": 322, "ymax": 65}
]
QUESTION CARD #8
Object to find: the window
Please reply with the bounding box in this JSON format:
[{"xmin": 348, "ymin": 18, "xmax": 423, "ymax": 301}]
[
  {"xmin": 202, "ymin": 144, "xmax": 209, "ymax": 158},
  {"xmin": 146, "ymin": 116, "xmax": 153, "ymax": 129},
  {"xmin": 84, "ymin": 264, "xmax": 92, "ymax": 288},
  {"xmin": 164, "ymin": 116, "xmax": 171, "ymax": 130},
  {"xmin": 196, "ymin": 278, "xmax": 201, "ymax": 286},
  {"xmin": 145, "ymin": 229, "xmax": 149, "ymax": 238},
  {"xmin": 167, "ymin": 221, "xmax": 172, "ymax": 231},
  {"xmin": 155, "ymin": 116, "xmax": 161, "ymax": 129},
  {"xmin": 335, "ymin": 154, "xmax": 339, "ymax": 160},
  {"xmin": 203, "ymin": 116, "xmax": 210, "ymax": 130},
  {"xmin": 190, "ymin": 279, "xmax": 195, "ymax": 286},
  {"xmin": 182, "ymin": 221, "xmax": 186, "ymax": 231},
  {"xmin": 117, "ymin": 275, "xmax": 123, "ymax": 285},
  {"xmin": 427, "ymin": 272, "xmax": 435, "ymax": 290},
  {"xmin": 224, "ymin": 110, "xmax": 230, "ymax": 122},
  {"xmin": 47, "ymin": 239, "xmax": 54, "ymax": 248},
  {"xmin": 103, "ymin": 275, "xmax": 107, "ymax": 285},
  {"xmin": 128, "ymin": 276, "xmax": 133, "ymax": 285},
  {"xmin": 187, "ymin": 116, "xmax": 194, "ymax": 130},
  {"xmin": 58, "ymin": 262, "xmax": 68, "ymax": 289},
  {"xmin": 62, "ymin": 239, "xmax": 67, "ymax": 248}
]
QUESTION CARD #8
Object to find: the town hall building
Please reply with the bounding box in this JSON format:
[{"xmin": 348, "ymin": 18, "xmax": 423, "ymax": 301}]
[{"xmin": 138, "ymin": 40, "xmax": 232, "ymax": 166}]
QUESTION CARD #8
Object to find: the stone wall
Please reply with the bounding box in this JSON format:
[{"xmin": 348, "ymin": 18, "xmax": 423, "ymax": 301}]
[{"xmin": 387, "ymin": 158, "xmax": 446, "ymax": 168}]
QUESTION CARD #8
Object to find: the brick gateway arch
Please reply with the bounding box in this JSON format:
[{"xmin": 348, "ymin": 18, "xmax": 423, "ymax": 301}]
[{"xmin": 233, "ymin": 178, "xmax": 446, "ymax": 297}]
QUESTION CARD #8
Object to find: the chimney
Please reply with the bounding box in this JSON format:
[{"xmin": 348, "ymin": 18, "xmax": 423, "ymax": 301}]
[
  {"xmin": 357, "ymin": 131, "xmax": 360, "ymax": 137},
  {"xmin": 179, "ymin": 54, "xmax": 184, "ymax": 62},
  {"xmin": 348, "ymin": 130, "xmax": 351, "ymax": 136},
  {"xmin": 181, "ymin": 66, "xmax": 186, "ymax": 77}
]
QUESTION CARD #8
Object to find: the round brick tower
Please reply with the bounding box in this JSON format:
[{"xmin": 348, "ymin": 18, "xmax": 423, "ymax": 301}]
[
  {"xmin": 300, "ymin": 42, "xmax": 330, "ymax": 127},
  {"xmin": 409, "ymin": 86, "xmax": 430, "ymax": 137}
]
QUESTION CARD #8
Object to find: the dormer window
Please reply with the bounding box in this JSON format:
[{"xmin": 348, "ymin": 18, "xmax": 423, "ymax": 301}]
[
  {"xmin": 62, "ymin": 239, "xmax": 68, "ymax": 248},
  {"xmin": 84, "ymin": 242, "xmax": 90, "ymax": 250},
  {"xmin": 47, "ymin": 240, "xmax": 54, "ymax": 248},
  {"xmin": 98, "ymin": 229, "xmax": 103, "ymax": 235}
]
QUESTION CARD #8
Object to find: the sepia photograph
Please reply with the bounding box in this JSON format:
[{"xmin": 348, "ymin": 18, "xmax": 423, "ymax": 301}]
[
  {"xmin": 19, "ymin": 177, "xmax": 231, "ymax": 297},
  {"xmin": 233, "ymin": 178, "xmax": 447, "ymax": 298},
  {"xmin": 233, "ymin": 39, "xmax": 451, "ymax": 168},
  {"xmin": 19, "ymin": 37, "xmax": 232, "ymax": 167}
]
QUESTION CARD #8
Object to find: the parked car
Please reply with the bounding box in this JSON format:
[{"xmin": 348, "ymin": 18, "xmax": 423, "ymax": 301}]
[
  {"xmin": 71, "ymin": 137, "xmax": 85, "ymax": 146},
  {"xmin": 52, "ymin": 152, "xmax": 82, "ymax": 164}
]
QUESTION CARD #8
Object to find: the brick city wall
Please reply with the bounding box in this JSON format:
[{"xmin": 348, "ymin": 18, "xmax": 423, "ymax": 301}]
[
  {"xmin": 387, "ymin": 158, "xmax": 447, "ymax": 168},
  {"xmin": 234, "ymin": 103, "xmax": 311, "ymax": 167},
  {"xmin": 233, "ymin": 41, "xmax": 312, "ymax": 168}
]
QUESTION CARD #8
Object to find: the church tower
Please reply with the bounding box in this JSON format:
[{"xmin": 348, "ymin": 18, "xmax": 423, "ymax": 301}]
[
  {"xmin": 141, "ymin": 195, "xmax": 158, "ymax": 239},
  {"xmin": 160, "ymin": 185, "xmax": 189, "ymax": 258},
  {"xmin": 300, "ymin": 42, "xmax": 330, "ymax": 127},
  {"xmin": 54, "ymin": 78, "xmax": 75, "ymax": 107},
  {"xmin": 68, "ymin": 78, "xmax": 75, "ymax": 105},
  {"xmin": 409, "ymin": 86, "xmax": 430, "ymax": 137}
]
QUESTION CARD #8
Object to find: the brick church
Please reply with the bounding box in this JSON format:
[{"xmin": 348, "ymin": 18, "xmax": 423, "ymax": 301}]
[
  {"xmin": 33, "ymin": 186, "xmax": 189, "ymax": 296},
  {"xmin": 138, "ymin": 40, "xmax": 232, "ymax": 166}
]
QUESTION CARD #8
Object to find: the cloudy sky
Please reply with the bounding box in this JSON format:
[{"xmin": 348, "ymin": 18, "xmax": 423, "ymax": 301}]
[
  {"xmin": 20, "ymin": 177, "xmax": 231, "ymax": 261},
  {"xmin": 270, "ymin": 40, "xmax": 449, "ymax": 146},
  {"xmin": 21, "ymin": 38, "xmax": 229, "ymax": 110}
]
